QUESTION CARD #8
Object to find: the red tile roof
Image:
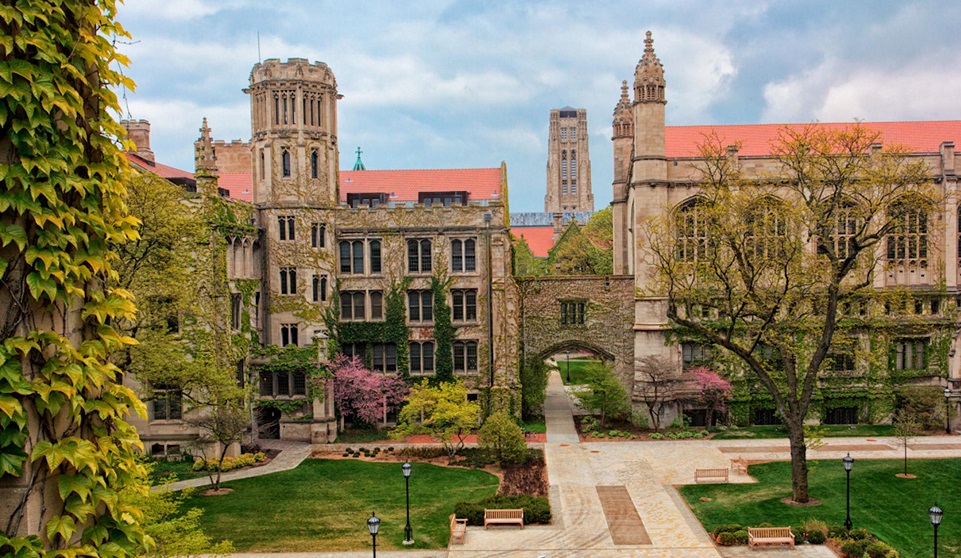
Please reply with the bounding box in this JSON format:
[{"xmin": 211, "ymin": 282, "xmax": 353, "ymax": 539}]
[
  {"xmin": 218, "ymin": 173, "xmax": 253, "ymax": 202},
  {"xmin": 340, "ymin": 168, "xmax": 503, "ymax": 202},
  {"xmin": 514, "ymin": 227, "xmax": 556, "ymax": 258},
  {"xmin": 126, "ymin": 152, "xmax": 195, "ymax": 181},
  {"xmin": 665, "ymin": 121, "xmax": 961, "ymax": 158}
]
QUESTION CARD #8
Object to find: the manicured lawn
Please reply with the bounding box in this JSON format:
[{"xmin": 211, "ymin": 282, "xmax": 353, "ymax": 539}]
[
  {"xmin": 710, "ymin": 424, "xmax": 896, "ymax": 439},
  {"xmin": 523, "ymin": 419, "xmax": 546, "ymax": 434},
  {"xmin": 558, "ymin": 357, "xmax": 602, "ymax": 385},
  {"xmin": 680, "ymin": 459, "xmax": 961, "ymax": 558},
  {"xmin": 146, "ymin": 456, "xmax": 207, "ymax": 483},
  {"xmin": 183, "ymin": 458, "xmax": 499, "ymax": 552}
]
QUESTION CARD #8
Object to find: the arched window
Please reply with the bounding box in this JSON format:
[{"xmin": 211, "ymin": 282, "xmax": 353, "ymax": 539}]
[
  {"xmin": 282, "ymin": 149, "xmax": 291, "ymax": 177},
  {"xmin": 407, "ymin": 239, "xmax": 432, "ymax": 273},
  {"xmin": 310, "ymin": 149, "xmax": 318, "ymax": 178},
  {"xmin": 675, "ymin": 198, "xmax": 710, "ymax": 262},
  {"xmin": 887, "ymin": 198, "xmax": 929, "ymax": 267},
  {"xmin": 561, "ymin": 152, "xmax": 568, "ymax": 179},
  {"xmin": 823, "ymin": 201, "xmax": 860, "ymax": 261},
  {"xmin": 745, "ymin": 198, "xmax": 786, "ymax": 260},
  {"xmin": 571, "ymin": 152, "xmax": 577, "ymax": 175},
  {"xmin": 259, "ymin": 150, "xmax": 265, "ymax": 180}
]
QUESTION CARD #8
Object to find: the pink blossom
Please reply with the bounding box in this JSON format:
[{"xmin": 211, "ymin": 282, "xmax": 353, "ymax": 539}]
[{"xmin": 331, "ymin": 355, "xmax": 408, "ymax": 426}]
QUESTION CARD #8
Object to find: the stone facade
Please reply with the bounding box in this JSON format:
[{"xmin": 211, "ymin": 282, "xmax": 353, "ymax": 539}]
[{"xmin": 612, "ymin": 32, "xmax": 961, "ymax": 426}]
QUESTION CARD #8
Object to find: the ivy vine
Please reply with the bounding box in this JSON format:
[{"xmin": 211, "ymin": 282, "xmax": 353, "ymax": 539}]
[{"xmin": 432, "ymin": 275, "xmax": 455, "ymax": 383}]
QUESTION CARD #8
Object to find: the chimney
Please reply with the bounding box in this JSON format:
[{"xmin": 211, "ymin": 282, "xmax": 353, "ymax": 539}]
[{"xmin": 121, "ymin": 119, "xmax": 155, "ymax": 162}]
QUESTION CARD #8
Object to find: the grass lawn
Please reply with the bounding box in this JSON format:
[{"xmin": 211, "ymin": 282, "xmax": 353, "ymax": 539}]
[
  {"xmin": 146, "ymin": 456, "xmax": 207, "ymax": 483},
  {"xmin": 557, "ymin": 357, "xmax": 602, "ymax": 385},
  {"xmin": 523, "ymin": 419, "xmax": 546, "ymax": 434},
  {"xmin": 680, "ymin": 458, "xmax": 961, "ymax": 558},
  {"xmin": 183, "ymin": 458, "xmax": 499, "ymax": 552},
  {"xmin": 710, "ymin": 424, "xmax": 896, "ymax": 439}
]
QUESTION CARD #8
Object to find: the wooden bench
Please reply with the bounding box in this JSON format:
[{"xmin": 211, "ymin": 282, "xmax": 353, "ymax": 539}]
[
  {"xmin": 484, "ymin": 508, "xmax": 524, "ymax": 529},
  {"xmin": 694, "ymin": 468, "xmax": 729, "ymax": 483},
  {"xmin": 449, "ymin": 514, "xmax": 467, "ymax": 544},
  {"xmin": 748, "ymin": 527, "xmax": 795, "ymax": 549},
  {"xmin": 730, "ymin": 456, "xmax": 749, "ymax": 475}
]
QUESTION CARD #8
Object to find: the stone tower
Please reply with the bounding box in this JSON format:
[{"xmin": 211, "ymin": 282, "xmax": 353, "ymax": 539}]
[
  {"xmin": 611, "ymin": 81, "xmax": 633, "ymax": 274},
  {"xmin": 245, "ymin": 58, "xmax": 340, "ymax": 348},
  {"xmin": 545, "ymin": 107, "xmax": 593, "ymax": 212}
]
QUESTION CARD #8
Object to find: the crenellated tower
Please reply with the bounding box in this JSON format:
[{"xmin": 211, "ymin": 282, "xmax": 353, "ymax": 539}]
[{"xmin": 245, "ymin": 58, "xmax": 340, "ymax": 206}]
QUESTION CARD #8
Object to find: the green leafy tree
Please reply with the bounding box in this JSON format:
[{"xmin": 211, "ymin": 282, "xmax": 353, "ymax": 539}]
[
  {"xmin": 546, "ymin": 221, "xmax": 612, "ymax": 275},
  {"xmin": 392, "ymin": 380, "xmax": 480, "ymax": 462},
  {"xmin": 645, "ymin": 123, "xmax": 932, "ymax": 503},
  {"xmin": 478, "ymin": 412, "xmax": 527, "ymax": 466},
  {"xmin": 582, "ymin": 207, "xmax": 614, "ymax": 252},
  {"xmin": 519, "ymin": 357, "xmax": 550, "ymax": 419},
  {"xmin": 579, "ymin": 362, "xmax": 630, "ymax": 428},
  {"xmin": 511, "ymin": 233, "xmax": 545, "ymax": 276},
  {"xmin": 0, "ymin": 1, "xmax": 150, "ymax": 555}
]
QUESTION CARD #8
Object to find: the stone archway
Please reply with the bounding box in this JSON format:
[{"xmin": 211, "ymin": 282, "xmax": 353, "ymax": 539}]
[{"xmin": 517, "ymin": 276, "xmax": 635, "ymax": 386}]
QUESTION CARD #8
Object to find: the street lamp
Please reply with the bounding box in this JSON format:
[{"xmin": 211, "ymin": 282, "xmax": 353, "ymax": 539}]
[
  {"xmin": 944, "ymin": 388, "xmax": 952, "ymax": 435},
  {"xmin": 842, "ymin": 453, "xmax": 854, "ymax": 530},
  {"xmin": 367, "ymin": 512, "xmax": 380, "ymax": 558},
  {"xmin": 565, "ymin": 350, "xmax": 571, "ymax": 383},
  {"xmin": 402, "ymin": 461, "xmax": 413, "ymax": 545},
  {"xmin": 929, "ymin": 503, "xmax": 943, "ymax": 558}
]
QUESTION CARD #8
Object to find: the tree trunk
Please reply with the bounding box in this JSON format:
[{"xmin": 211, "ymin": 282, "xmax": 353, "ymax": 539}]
[{"xmin": 787, "ymin": 426, "xmax": 810, "ymax": 503}]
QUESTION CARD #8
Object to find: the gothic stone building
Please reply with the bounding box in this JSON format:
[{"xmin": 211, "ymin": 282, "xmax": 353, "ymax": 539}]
[{"xmin": 614, "ymin": 32, "xmax": 961, "ymax": 427}]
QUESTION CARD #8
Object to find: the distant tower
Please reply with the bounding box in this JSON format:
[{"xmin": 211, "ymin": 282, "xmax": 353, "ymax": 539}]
[{"xmin": 545, "ymin": 107, "xmax": 593, "ymax": 212}]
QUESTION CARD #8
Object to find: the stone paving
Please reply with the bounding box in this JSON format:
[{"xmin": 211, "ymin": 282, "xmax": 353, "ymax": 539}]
[
  {"xmin": 157, "ymin": 439, "xmax": 312, "ymax": 493},
  {"xmin": 179, "ymin": 369, "xmax": 961, "ymax": 557}
]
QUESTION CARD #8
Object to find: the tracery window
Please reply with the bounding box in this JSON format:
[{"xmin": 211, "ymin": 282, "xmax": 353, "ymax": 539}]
[
  {"xmin": 675, "ymin": 198, "xmax": 709, "ymax": 262},
  {"xmin": 886, "ymin": 199, "xmax": 928, "ymax": 267},
  {"xmin": 280, "ymin": 323, "xmax": 299, "ymax": 347},
  {"xmin": 827, "ymin": 202, "xmax": 860, "ymax": 260},
  {"xmin": 281, "ymin": 149, "xmax": 291, "ymax": 177},
  {"xmin": 745, "ymin": 198, "xmax": 787, "ymax": 259}
]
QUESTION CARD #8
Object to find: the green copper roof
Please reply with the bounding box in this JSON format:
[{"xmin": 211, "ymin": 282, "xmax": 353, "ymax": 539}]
[{"xmin": 352, "ymin": 146, "xmax": 366, "ymax": 171}]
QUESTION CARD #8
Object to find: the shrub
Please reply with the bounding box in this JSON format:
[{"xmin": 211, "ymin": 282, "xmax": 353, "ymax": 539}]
[
  {"xmin": 806, "ymin": 529, "xmax": 826, "ymax": 544},
  {"xmin": 712, "ymin": 524, "xmax": 743, "ymax": 537},
  {"xmin": 649, "ymin": 432, "xmax": 664, "ymax": 440},
  {"xmin": 865, "ymin": 541, "xmax": 900, "ymax": 558},
  {"xmin": 732, "ymin": 530, "xmax": 749, "ymax": 544},
  {"xmin": 453, "ymin": 494, "xmax": 551, "ymax": 526},
  {"xmin": 716, "ymin": 532, "xmax": 738, "ymax": 546},
  {"xmin": 840, "ymin": 539, "xmax": 870, "ymax": 558},
  {"xmin": 826, "ymin": 523, "xmax": 848, "ymax": 539},
  {"xmin": 478, "ymin": 412, "xmax": 528, "ymax": 465},
  {"xmin": 847, "ymin": 528, "xmax": 869, "ymax": 541}
]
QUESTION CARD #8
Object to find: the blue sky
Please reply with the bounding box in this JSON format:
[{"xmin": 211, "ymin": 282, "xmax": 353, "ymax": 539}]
[{"xmin": 116, "ymin": 1, "xmax": 961, "ymax": 213}]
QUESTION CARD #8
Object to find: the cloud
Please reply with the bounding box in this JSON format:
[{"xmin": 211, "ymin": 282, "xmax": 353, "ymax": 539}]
[{"xmin": 120, "ymin": 0, "xmax": 250, "ymax": 22}]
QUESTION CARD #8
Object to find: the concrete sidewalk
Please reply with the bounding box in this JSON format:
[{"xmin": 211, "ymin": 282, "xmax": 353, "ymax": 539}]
[{"xmin": 156, "ymin": 439, "xmax": 312, "ymax": 492}]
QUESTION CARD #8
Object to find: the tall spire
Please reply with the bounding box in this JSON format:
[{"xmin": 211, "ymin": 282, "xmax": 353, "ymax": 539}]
[
  {"xmin": 195, "ymin": 117, "xmax": 218, "ymax": 177},
  {"xmin": 352, "ymin": 146, "xmax": 366, "ymax": 171},
  {"xmin": 612, "ymin": 80, "xmax": 633, "ymax": 139},
  {"xmin": 633, "ymin": 31, "xmax": 666, "ymax": 104}
]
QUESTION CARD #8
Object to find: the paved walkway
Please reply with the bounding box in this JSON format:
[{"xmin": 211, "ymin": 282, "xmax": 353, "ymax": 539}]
[
  {"xmin": 182, "ymin": 371, "xmax": 961, "ymax": 556},
  {"xmin": 157, "ymin": 439, "xmax": 312, "ymax": 492}
]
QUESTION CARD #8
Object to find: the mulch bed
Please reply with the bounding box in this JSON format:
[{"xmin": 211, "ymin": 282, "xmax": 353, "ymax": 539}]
[{"xmin": 574, "ymin": 418, "xmax": 715, "ymax": 442}]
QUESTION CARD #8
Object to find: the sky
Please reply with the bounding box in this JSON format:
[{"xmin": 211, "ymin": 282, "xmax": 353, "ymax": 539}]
[{"xmin": 115, "ymin": 1, "xmax": 961, "ymax": 213}]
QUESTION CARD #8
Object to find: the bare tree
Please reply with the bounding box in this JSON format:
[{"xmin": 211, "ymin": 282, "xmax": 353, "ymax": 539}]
[
  {"xmin": 636, "ymin": 355, "xmax": 683, "ymax": 432},
  {"xmin": 893, "ymin": 411, "xmax": 922, "ymax": 477},
  {"xmin": 189, "ymin": 402, "xmax": 249, "ymax": 491}
]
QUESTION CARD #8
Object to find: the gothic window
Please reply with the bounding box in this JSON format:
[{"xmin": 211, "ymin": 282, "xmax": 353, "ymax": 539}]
[
  {"xmin": 230, "ymin": 293, "xmax": 241, "ymax": 330},
  {"xmin": 571, "ymin": 181, "xmax": 577, "ymax": 194},
  {"xmin": 310, "ymin": 149, "xmax": 318, "ymax": 178},
  {"xmin": 409, "ymin": 341, "xmax": 435, "ymax": 374},
  {"xmin": 279, "ymin": 267, "xmax": 296, "ymax": 295},
  {"xmin": 339, "ymin": 291, "xmax": 366, "ymax": 321},
  {"xmin": 887, "ymin": 199, "xmax": 929, "ymax": 267},
  {"xmin": 675, "ymin": 198, "xmax": 710, "ymax": 262},
  {"xmin": 681, "ymin": 342, "xmax": 711, "ymax": 369},
  {"xmin": 281, "ymin": 149, "xmax": 291, "ymax": 177},
  {"xmin": 369, "ymin": 240, "xmax": 382, "ymax": 274},
  {"xmin": 828, "ymin": 351, "xmax": 856, "ymax": 372},
  {"xmin": 451, "ymin": 239, "xmax": 476, "ymax": 273},
  {"xmin": 560, "ymin": 301, "xmax": 585, "ymax": 325},
  {"xmin": 273, "ymin": 93, "xmax": 279, "ymax": 125},
  {"xmin": 372, "ymin": 343, "xmax": 397, "ymax": 373},
  {"xmin": 370, "ymin": 291, "xmax": 383, "ymax": 320},
  {"xmin": 311, "ymin": 223, "xmax": 326, "ymax": 248},
  {"xmin": 352, "ymin": 241, "xmax": 364, "ymax": 273},
  {"xmin": 894, "ymin": 338, "xmax": 927, "ymax": 370},
  {"xmin": 562, "ymin": 181, "xmax": 568, "ymax": 194},
  {"xmin": 152, "ymin": 385, "xmax": 183, "ymax": 421},
  {"xmin": 571, "ymin": 127, "xmax": 577, "ymax": 141},
  {"xmin": 312, "ymin": 274, "xmax": 328, "ymax": 302},
  {"xmin": 560, "ymin": 127, "xmax": 568, "ymax": 141},
  {"xmin": 452, "ymin": 289, "xmax": 477, "ymax": 322},
  {"xmin": 745, "ymin": 198, "xmax": 787, "ymax": 260},
  {"xmin": 260, "ymin": 150, "xmax": 265, "ymax": 179},
  {"xmin": 825, "ymin": 202, "xmax": 860, "ymax": 260},
  {"xmin": 561, "ymin": 152, "xmax": 568, "ymax": 178},
  {"xmin": 407, "ymin": 239, "xmax": 432, "ymax": 273},
  {"xmin": 571, "ymin": 152, "xmax": 577, "ymax": 175},
  {"xmin": 408, "ymin": 290, "xmax": 433, "ymax": 322},
  {"xmin": 341, "ymin": 343, "xmax": 365, "ymax": 362},
  {"xmin": 280, "ymin": 323, "xmax": 299, "ymax": 347},
  {"xmin": 453, "ymin": 340, "xmax": 478, "ymax": 372},
  {"xmin": 278, "ymin": 215, "xmax": 295, "ymax": 241},
  {"xmin": 259, "ymin": 369, "xmax": 306, "ymax": 396}
]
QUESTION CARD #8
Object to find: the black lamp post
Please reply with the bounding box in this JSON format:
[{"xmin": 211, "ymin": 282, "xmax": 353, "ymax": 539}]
[
  {"xmin": 945, "ymin": 388, "xmax": 952, "ymax": 435},
  {"xmin": 402, "ymin": 461, "xmax": 413, "ymax": 545},
  {"xmin": 565, "ymin": 350, "xmax": 571, "ymax": 383},
  {"xmin": 930, "ymin": 503, "xmax": 943, "ymax": 558},
  {"xmin": 367, "ymin": 512, "xmax": 380, "ymax": 558},
  {"xmin": 842, "ymin": 453, "xmax": 854, "ymax": 530}
]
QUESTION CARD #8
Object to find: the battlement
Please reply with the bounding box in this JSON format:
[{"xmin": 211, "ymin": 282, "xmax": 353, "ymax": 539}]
[{"xmin": 249, "ymin": 58, "xmax": 336, "ymax": 87}]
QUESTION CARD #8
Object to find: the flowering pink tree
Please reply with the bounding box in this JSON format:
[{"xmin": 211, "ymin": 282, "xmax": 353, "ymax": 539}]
[
  {"xmin": 688, "ymin": 366, "xmax": 732, "ymax": 426},
  {"xmin": 331, "ymin": 356, "xmax": 408, "ymax": 426}
]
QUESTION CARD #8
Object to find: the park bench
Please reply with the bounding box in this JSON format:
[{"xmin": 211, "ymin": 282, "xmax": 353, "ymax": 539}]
[
  {"xmin": 484, "ymin": 508, "xmax": 524, "ymax": 529},
  {"xmin": 694, "ymin": 468, "xmax": 729, "ymax": 483},
  {"xmin": 748, "ymin": 527, "xmax": 795, "ymax": 549},
  {"xmin": 449, "ymin": 514, "xmax": 467, "ymax": 544},
  {"xmin": 730, "ymin": 456, "xmax": 749, "ymax": 475}
]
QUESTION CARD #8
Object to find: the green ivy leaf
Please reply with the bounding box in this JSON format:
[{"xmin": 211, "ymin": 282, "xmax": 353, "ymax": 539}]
[{"xmin": 45, "ymin": 514, "xmax": 76, "ymax": 543}]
